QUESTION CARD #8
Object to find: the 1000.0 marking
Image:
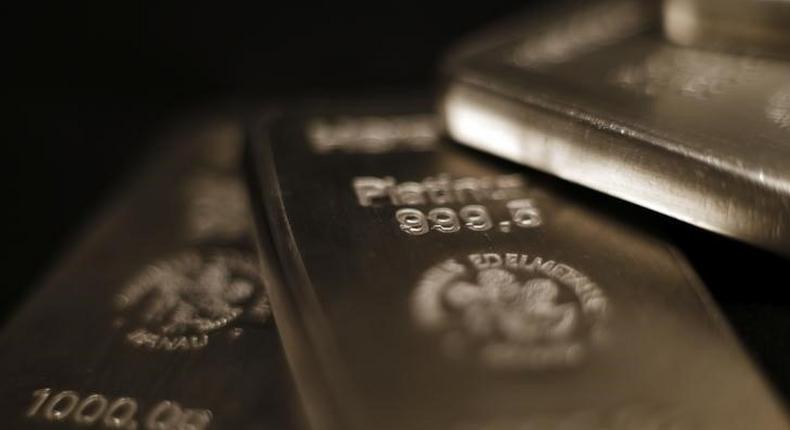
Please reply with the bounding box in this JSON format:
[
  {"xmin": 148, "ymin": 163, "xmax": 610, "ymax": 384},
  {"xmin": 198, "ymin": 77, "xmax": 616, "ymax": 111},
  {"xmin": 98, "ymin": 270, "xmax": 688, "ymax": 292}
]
[
  {"xmin": 395, "ymin": 199, "xmax": 541, "ymax": 235},
  {"xmin": 26, "ymin": 388, "xmax": 211, "ymax": 430}
]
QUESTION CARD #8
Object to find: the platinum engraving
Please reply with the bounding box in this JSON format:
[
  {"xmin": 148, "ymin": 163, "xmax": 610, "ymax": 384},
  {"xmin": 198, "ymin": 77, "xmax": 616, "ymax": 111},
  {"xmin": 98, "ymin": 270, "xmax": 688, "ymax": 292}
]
[
  {"xmin": 413, "ymin": 252, "xmax": 609, "ymax": 369},
  {"xmin": 353, "ymin": 174, "xmax": 526, "ymax": 207}
]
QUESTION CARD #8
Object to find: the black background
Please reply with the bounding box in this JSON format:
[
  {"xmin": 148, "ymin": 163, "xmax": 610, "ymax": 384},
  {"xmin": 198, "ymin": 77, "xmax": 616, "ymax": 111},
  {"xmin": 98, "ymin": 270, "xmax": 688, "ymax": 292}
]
[
  {"xmin": 4, "ymin": 1, "xmax": 789, "ymax": 404},
  {"xmin": 4, "ymin": 2, "xmax": 531, "ymax": 307}
]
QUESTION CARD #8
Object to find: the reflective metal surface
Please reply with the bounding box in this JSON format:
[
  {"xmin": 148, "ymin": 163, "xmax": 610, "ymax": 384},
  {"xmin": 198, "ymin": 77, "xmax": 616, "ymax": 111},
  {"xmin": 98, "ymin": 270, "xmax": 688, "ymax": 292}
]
[
  {"xmin": 0, "ymin": 113, "xmax": 304, "ymax": 429},
  {"xmin": 441, "ymin": 0, "xmax": 790, "ymax": 257},
  {"xmin": 663, "ymin": 0, "xmax": 790, "ymax": 59},
  {"xmin": 246, "ymin": 100, "xmax": 787, "ymax": 430}
]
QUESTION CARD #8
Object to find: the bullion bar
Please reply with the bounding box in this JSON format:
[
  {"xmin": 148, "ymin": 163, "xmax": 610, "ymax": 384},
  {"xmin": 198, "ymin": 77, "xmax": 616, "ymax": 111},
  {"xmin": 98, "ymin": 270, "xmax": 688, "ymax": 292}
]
[
  {"xmin": 246, "ymin": 99, "xmax": 787, "ymax": 430},
  {"xmin": 0, "ymin": 113, "xmax": 304, "ymax": 430},
  {"xmin": 440, "ymin": 0, "xmax": 790, "ymax": 257}
]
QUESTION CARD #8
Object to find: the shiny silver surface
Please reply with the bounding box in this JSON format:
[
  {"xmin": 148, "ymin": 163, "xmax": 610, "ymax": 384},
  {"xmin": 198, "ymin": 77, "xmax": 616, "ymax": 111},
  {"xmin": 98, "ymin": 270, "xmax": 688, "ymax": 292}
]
[
  {"xmin": 0, "ymin": 114, "xmax": 304, "ymax": 429},
  {"xmin": 246, "ymin": 101, "xmax": 787, "ymax": 430},
  {"xmin": 441, "ymin": 0, "xmax": 790, "ymax": 257},
  {"xmin": 663, "ymin": 0, "xmax": 790, "ymax": 59}
]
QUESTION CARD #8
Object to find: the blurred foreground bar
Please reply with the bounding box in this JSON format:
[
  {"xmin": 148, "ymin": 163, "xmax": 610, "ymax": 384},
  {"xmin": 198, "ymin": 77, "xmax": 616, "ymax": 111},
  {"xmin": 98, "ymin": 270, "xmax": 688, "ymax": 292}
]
[
  {"xmin": 663, "ymin": 0, "xmax": 790, "ymax": 59},
  {"xmin": 0, "ymin": 112, "xmax": 304, "ymax": 429},
  {"xmin": 441, "ymin": 0, "xmax": 790, "ymax": 257},
  {"xmin": 246, "ymin": 99, "xmax": 787, "ymax": 430}
]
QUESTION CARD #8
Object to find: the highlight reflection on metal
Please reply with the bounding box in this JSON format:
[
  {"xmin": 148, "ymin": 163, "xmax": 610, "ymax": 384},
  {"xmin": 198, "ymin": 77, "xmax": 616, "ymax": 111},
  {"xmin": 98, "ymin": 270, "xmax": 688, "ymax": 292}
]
[
  {"xmin": 247, "ymin": 101, "xmax": 787, "ymax": 430},
  {"xmin": 0, "ymin": 115, "xmax": 303, "ymax": 429},
  {"xmin": 441, "ymin": 0, "xmax": 790, "ymax": 257},
  {"xmin": 511, "ymin": 0, "xmax": 653, "ymax": 68},
  {"xmin": 663, "ymin": 0, "xmax": 790, "ymax": 59}
]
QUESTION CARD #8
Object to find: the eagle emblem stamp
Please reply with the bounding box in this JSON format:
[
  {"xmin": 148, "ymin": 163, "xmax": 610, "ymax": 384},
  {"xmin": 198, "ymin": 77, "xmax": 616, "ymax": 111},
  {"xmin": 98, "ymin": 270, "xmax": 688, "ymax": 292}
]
[
  {"xmin": 412, "ymin": 252, "xmax": 609, "ymax": 369},
  {"xmin": 115, "ymin": 249, "xmax": 270, "ymax": 351}
]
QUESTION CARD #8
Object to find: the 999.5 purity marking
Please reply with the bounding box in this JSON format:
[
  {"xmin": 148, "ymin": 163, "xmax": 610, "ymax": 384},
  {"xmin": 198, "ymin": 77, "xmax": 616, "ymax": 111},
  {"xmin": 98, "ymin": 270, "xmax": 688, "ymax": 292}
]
[
  {"xmin": 26, "ymin": 388, "xmax": 211, "ymax": 430},
  {"xmin": 396, "ymin": 199, "xmax": 541, "ymax": 236},
  {"xmin": 353, "ymin": 173, "xmax": 543, "ymax": 235}
]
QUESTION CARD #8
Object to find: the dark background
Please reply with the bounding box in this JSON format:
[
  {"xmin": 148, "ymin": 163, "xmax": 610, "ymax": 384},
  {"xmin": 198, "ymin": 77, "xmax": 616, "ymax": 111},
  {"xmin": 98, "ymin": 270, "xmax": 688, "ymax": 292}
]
[
  {"xmin": 4, "ymin": 0, "xmax": 789, "ymax": 404},
  {"xmin": 4, "ymin": 1, "xmax": 532, "ymax": 307}
]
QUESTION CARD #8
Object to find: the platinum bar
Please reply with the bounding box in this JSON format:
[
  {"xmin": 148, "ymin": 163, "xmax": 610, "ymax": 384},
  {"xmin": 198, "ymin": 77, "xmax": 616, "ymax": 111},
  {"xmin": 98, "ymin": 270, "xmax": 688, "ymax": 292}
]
[
  {"xmin": 246, "ymin": 99, "xmax": 787, "ymax": 430},
  {"xmin": 441, "ymin": 0, "xmax": 790, "ymax": 257},
  {"xmin": 0, "ymin": 113, "xmax": 305, "ymax": 430}
]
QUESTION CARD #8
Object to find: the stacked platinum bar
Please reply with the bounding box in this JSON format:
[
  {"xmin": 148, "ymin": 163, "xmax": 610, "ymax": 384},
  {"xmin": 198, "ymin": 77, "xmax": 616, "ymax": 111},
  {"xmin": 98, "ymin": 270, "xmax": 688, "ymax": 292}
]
[
  {"xmin": 0, "ymin": 105, "xmax": 786, "ymax": 429},
  {"xmin": 246, "ymin": 101, "xmax": 787, "ymax": 430},
  {"xmin": 0, "ymin": 113, "xmax": 306, "ymax": 429},
  {"xmin": 441, "ymin": 0, "xmax": 790, "ymax": 257},
  {"xmin": 1, "ymin": 1, "xmax": 788, "ymax": 429}
]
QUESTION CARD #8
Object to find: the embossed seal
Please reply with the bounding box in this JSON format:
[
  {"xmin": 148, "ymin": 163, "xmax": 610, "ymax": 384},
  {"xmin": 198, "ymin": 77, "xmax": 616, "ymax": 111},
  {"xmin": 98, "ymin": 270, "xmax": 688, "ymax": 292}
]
[
  {"xmin": 412, "ymin": 252, "xmax": 609, "ymax": 369},
  {"xmin": 115, "ymin": 250, "xmax": 270, "ymax": 351}
]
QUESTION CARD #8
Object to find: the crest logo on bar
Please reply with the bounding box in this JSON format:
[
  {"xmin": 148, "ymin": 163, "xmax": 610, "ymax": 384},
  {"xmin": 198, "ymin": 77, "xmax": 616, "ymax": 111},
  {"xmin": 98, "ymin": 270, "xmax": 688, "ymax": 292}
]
[
  {"xmin": 412, "ymin": 252, "xmax": 609, "ymax": 369},
  {"xmin": 115, "ymin": 250, "xmax": 270, "ymax": 351}
]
